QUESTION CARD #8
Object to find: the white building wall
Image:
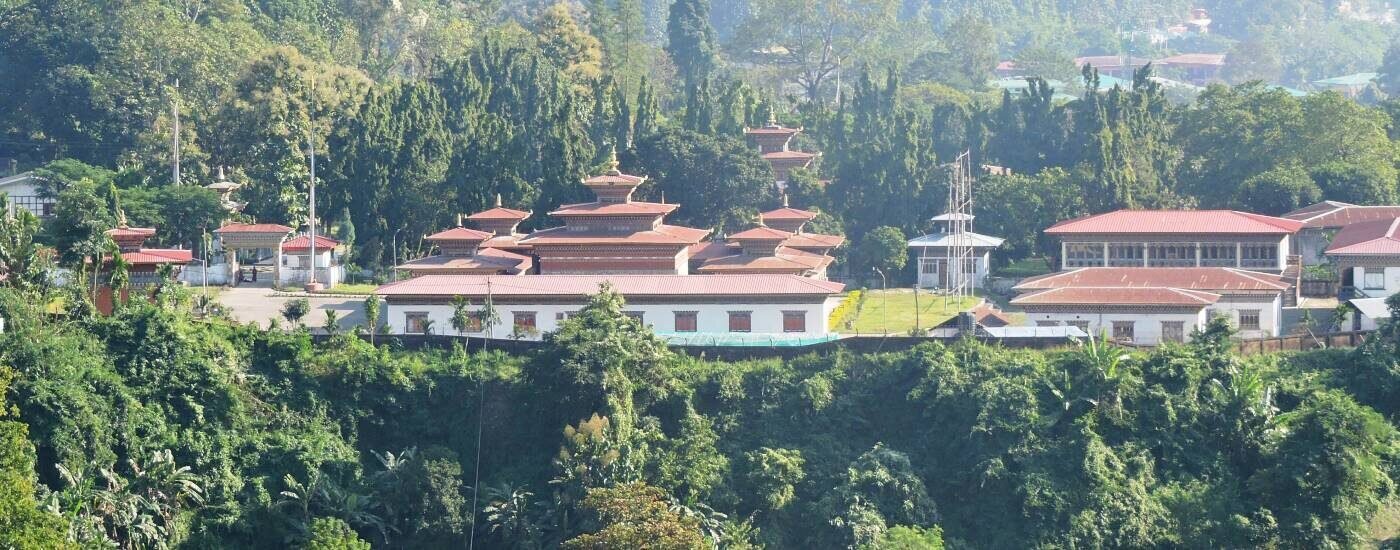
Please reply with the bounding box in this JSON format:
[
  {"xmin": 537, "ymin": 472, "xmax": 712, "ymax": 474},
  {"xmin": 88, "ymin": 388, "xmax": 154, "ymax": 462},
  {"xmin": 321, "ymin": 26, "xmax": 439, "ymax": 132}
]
[
  {"xmin": 1024, "ymin": 309, "xmax": 1208, "ymax": 346},
  {"xmin": 914, "ymin": 250, "xmax": 991, "ymax": 289},
  {"xmin": 385, "ymin": 299, "xmax": 836, "ymax": 340},
  {"xmin": 279, "ymin": 266, "xmax": 343, "ymax": 287},
  {"xmin": 1207, "ymin": 295, "xmax": 1284, "ymax": 339},
  {"xmin": 1353, "ymin": 266, "xmax": 1400, "ymax": 298}
]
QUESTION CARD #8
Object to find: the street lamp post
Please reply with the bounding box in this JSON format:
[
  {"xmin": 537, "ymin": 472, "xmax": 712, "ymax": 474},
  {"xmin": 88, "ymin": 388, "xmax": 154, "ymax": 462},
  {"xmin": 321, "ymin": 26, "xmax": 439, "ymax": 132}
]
[{"xmin": 872, "ymin": 267, "xmax": 887, "ymax": 334}]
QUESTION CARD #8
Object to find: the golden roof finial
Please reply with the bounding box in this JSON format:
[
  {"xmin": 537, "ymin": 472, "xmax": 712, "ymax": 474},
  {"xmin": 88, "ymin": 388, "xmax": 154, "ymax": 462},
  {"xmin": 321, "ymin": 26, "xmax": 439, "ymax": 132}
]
[
  {"xmin": 605, "ymin": 146, "xmax": 621, "ymax": 176},
  {"xmin": 116, "ymin": 207, "xmax": 128, "ymax": 229},
  {"xmin": 495, "ymin": 193, "xmax": 503, "ymax": 207},
  {"xmin": 755, "ymin": 211, "xmax": 766, "ymax": 228},
  {"xmin": 456, "ymin": 213, "xmax": 463, "ymax": 227},
  {"xmin": 660, "ymin": 190, "xmax": 666, "ymax": 204},
  {"xmin": 766, "ymin": 110, "xmax": 778, "ymax": 128},
  {"xmin": 782, "ymin": 193, "xmax": 789, "ymax": 208}
]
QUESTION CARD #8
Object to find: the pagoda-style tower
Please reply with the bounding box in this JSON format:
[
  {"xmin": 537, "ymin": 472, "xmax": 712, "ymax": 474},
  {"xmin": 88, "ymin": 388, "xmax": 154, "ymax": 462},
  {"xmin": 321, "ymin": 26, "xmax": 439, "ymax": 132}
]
[
  {"xmin": 205, "ymin": 166, "xmax": 244, "ymax": 213},
  {"xmin": 520, "ymin": 154, "xmax": 709, "ymax": 274},
  {"xmin": 696, "ymin": 216, "xmax": 831, "ymax": 278},
  {"xmin": 397, "ymin": 214, "xmax": 532, "ymax": 276},
  {"xmin": 760, "ymin": 196, "xmax": 844, "ymax": 256},
  {"xmin": 465, "ymin": 194, "xmax": 533, "ymax": 253},
  {"xmin": 745, "ymin": 116, "xmax": 819, "ymax": 189}
]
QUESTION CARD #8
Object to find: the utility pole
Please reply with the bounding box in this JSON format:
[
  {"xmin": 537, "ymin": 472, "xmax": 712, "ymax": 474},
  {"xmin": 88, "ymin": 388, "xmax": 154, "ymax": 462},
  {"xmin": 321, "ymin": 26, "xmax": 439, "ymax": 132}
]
[
  {"xmin": 305, "ymin": 136, "xmax": 319, "ymax": 290},
  {"xmin": 171, "ymin": 79, "xmax": 181, "ymax": 186}
]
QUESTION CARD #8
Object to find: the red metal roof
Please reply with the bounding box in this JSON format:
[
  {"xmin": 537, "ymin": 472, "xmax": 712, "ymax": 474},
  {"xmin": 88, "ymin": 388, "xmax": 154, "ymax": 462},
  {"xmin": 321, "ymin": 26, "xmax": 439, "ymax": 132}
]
[
  {"xmin": 1011, "ymin": 287, "xmax": 1220, "ymax": 307},
  {"xmin": 1283, "ymin": 201, "xmax": 1400, "ymax": 229},
  {"xmin": 1014, "ymin": 267, "xmax": 1289, "ymax": 292},
  {"xmin": 687, "ymin": 241, "xmax": 739, "ymax": 261},
  {"xmin": 1325, "ymin": 217, "xmax": 1400, "ymax": 255},
  {"xmin": 396, "ymin": 247, "xmax": 532, "ymax": 274},
  {"xmin": 549, "ymin": 201, "xmax": 678, "ymax": 216},
  {"xmin": 745, "ymin": 125, "xmax": 801, "ymax": 136},
  {"xmin": 583, "ymin": 173, "xmax": 646, "ymax": 186},
  {"xmin": 466, "ymin": 207, "xmax": 531, "ymax": 221},
  {"xmin": 121, "ymin": 249, "xmax": 193, "ymax": 265},
  {"xmin": 1044, "ymin": 210, "xmax": 1302, "ymax": 235},
  {"xmin": 521, "ymin": 225, "xmax": 710, "ymax": 246},
  {"xmin": 282, "ymin": 234, "xmax": 340, "ymax": 252},
  {"xmin": 106, "ymin": 227, "xmax": 156, "ymax": 238},
  {"xmin": 728, "ymin": 226, "xmax": 792, "ymax": 241},
  {"xmin": 482, "ymin": 234, "xmax": 531, "ymax": 250},
  {"xmin": 696, "ymin": 248, "xmax": 831, "ymax": 274},
  {"xmin": 426, "ymin": 227, "xmax": 493, "ymax": 242},
  {"xmin": 783, "ymin": 232, "xmax": 845, "ymax": 249},
  {"xmin": 761, "ymin": 207, "xmax": 818, "ymax": 221},
  {"xmin": 216, "ymin": 223, "xmax": 293, "ymax": 234},
  {"xmin": 375, "ymin": 274, "xmax": 845, "ymax": 298}
]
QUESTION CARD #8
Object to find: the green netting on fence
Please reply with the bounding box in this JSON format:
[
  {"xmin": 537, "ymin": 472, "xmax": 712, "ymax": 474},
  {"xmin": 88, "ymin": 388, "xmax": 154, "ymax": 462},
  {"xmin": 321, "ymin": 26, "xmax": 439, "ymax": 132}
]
[{"xmin": 654, "ymin": 332, "xmax": 843, "ymax": 347}]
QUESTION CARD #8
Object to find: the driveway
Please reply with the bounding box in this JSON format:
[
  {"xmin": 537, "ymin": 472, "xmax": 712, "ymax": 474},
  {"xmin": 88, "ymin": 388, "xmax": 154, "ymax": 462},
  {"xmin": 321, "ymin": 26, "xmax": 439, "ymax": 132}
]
[{"xmin": 215, "ymin": 286, "xmax": 373, "ymax": 331}]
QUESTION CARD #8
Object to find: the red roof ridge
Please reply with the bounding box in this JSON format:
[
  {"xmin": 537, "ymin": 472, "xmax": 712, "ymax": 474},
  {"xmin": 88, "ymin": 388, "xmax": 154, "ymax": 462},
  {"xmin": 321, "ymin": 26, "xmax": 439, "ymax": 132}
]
[
  {"xmin": 216, "ymin": 223, "xmax": 294, "ymax": 234},
  {"xmin": 426, "ymin": 226, "xmax": 493, "ymax": 241},
  {"xmin": 728, "ymin": 226, "xmax": 793, "ymax": 240}
]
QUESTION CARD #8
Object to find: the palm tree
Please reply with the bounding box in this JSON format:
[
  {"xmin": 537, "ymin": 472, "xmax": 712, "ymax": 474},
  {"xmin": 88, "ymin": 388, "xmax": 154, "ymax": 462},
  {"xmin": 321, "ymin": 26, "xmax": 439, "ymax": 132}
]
[{"xmin": 323, "ymin": 309, "xmax": 342, "ymax": 336}]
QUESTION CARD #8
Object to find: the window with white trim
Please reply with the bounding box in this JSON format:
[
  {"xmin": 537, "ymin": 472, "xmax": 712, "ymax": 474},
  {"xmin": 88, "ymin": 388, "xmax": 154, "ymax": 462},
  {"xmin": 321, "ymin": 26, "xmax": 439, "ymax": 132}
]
[{"xmin": 1364, "ymin": 270, "xmax": 1385, "ymax": 290}]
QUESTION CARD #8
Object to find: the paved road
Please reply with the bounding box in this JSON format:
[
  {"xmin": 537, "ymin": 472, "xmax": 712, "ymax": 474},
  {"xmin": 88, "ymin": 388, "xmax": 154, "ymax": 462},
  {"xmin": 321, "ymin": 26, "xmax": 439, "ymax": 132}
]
[{"xmin": 215, "ymin": 286, "xmax": 372, "ymax": 330}]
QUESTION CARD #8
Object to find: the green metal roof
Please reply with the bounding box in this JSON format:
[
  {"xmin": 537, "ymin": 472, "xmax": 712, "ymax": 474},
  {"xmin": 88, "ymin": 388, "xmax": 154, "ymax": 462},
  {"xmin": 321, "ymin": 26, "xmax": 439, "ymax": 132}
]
[{"xmin": 1312, "ymin": 72, "xmax": 1377, "ymax": 86}]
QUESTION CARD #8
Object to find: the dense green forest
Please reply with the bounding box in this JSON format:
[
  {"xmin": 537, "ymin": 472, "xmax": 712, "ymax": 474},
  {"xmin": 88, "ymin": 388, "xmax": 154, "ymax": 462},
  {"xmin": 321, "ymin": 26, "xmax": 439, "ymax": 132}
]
[
  {"xmin": 9, "ymin": 0, "xmax": 1400, "ymax": 276},
  {"xmin": 1, "ymin": 277, "xmax": 1399, "ymax": 548}
]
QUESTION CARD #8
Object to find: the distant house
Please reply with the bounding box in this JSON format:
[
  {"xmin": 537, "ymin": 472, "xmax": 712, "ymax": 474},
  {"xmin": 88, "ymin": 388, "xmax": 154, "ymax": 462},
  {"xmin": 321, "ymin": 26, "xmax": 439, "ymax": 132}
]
[
  {"xmin": 1283, "ymin": 201, "xmax": 1400, "ymax": 265},
  {"xmin": 280, "ymin": 234, "xmax": 344, "ymax": 288},
  {"xmin": 0, "ymin": 172, "xmax": 54, "ymax": 219},
  {"xmin": 907, "ymin": 214, "xmax": 1005, "ymax": 290},
  {"xmin": 994, "ymin": 60, "xmax": 1023, "ymax": 77},
  {"xmin": 1012, "ymin": 267, "xmax": 1291, "ymax": 344},
  {"xmin": 1044, "ymin": 210, "xmax": 1302, "ymax": 272},
  {"xmin": 1312, "ymin": 73, "xmax": 1377, "ymax": 98},
  {"xmin": 1156, "ymin": 53, "xmax": 1227, "ymax": 85},
  {"xmin": 1323, "ymin": 217, "xmax": 1400, "ymax": 297},
  {"xmin": 1073, "ymin": 55, "xmax": 1152, "ymax": 79}
]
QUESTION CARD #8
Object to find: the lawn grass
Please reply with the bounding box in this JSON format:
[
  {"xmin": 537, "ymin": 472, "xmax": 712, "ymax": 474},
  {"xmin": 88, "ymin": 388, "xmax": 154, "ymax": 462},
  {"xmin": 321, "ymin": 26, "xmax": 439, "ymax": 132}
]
[
  {"xmin": 996, "ymin": 257, "xmax": 1054, "ymax": 278},
  {"xmin": 314, "ymin": 283, "xmax": 379, "ymax": 295},
  {"xmin": 841, "ymin": 289, "xmax": 980, "ymax": 335}
]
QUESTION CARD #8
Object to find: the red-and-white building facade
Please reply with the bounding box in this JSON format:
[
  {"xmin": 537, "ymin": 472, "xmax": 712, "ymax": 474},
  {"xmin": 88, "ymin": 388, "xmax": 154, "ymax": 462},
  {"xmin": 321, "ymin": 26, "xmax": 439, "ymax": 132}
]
[
  {"xmin": 381, "ymin": 164, "xmax": 846, "ymax": 340},
  {"xmin": 1013, "ymin": 209, "xmax": 1305, "ymax": 345}
]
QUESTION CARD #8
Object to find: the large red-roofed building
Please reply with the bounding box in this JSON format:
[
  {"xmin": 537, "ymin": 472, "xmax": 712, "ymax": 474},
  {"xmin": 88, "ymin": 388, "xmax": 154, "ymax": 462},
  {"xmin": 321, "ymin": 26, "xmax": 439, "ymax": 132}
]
[
  {"xmin": 1011, "ymin": 267, "xmax": 1289, "ymax": 344},
  {"xmin": 1045, "ymin": 209, "xmax": 1301, "ymax": 272},
  {"xmin": 1324, "ymin": 217, "xmax": 1400, "ymax": 297},
  {"xmin": 1284, "ymin": 200, "xmax": 1400, "ymax": 264}
]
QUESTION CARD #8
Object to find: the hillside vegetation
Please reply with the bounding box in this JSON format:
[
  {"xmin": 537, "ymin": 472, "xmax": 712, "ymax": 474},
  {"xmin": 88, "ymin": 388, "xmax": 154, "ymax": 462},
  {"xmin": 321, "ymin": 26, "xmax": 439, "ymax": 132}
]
[{"xmin": 2, "ymin": 284, "xmax": 1398, "ymax": 548}]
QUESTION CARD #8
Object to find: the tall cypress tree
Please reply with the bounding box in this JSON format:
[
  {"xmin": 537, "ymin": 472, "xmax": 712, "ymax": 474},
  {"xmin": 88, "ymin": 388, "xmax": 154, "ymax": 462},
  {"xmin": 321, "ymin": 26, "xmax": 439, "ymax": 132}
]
[
  {"xmin": 666, "ymin": 0, "xmax": 718, "ymax": 87},
  {"xmin": 326, "ymin": 81, "xmax": 453, "ymax": 266}
]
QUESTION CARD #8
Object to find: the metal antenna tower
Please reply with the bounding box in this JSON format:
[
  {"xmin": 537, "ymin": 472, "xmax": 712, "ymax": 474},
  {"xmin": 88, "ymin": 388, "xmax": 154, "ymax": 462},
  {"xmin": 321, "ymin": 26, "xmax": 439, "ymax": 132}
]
[{"xmin": 944, "ymin": 150, "xmax": 975, "ymax": 304}]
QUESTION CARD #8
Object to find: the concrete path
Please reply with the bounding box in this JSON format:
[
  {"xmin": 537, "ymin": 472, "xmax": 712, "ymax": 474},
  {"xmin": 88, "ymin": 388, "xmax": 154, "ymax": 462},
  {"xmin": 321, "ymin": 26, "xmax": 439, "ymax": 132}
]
[{"xmin": 214, "ymin": 286, "xmax": 371, "ymax": 330}]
